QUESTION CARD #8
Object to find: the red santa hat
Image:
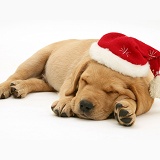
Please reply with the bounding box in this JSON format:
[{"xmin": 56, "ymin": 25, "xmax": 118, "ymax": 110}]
[{"xmin": 89, "ymin": 32, "xmax": 160, "ymax": 98}]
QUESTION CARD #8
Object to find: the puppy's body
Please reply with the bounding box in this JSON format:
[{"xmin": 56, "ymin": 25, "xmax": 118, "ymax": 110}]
[
  {"xmin": 0, "ymin": 39, "xmax": 154, "ymax": 126},
  {"xmin": 45, "ymin": 39, "xmax": 97, "ymax": 91}
]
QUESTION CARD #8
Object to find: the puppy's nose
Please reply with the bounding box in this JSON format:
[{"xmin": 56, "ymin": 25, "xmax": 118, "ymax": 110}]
[{"xmin": 80, "ymin": 100, "xmax": 94, "ymax": 112}]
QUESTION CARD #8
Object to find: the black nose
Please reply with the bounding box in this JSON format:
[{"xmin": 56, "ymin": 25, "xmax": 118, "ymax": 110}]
[{"xmin": 80, "ymin": 100, "xmax": 94, "ymax": 112}]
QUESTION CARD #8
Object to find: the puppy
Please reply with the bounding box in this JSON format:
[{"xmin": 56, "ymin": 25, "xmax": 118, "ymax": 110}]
[{"xmin": 0, "ymin": 39, "xmax": 154, "ymax": 126}]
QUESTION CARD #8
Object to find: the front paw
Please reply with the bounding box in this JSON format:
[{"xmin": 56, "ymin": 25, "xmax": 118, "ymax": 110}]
[
  {"xmin": 114, "ymin": 101, "xmax": 136, "ymax": 126},
  {"xmin": 51, "ymin": 97, "xmax": 74, "ymax": 117},
  {"xmin": 0, "ymin": 82, "xmax": 11, "ymax": 99},
  {"xmin": 10, "ymin": 80, "xmax": 28, "ymax": 98}
]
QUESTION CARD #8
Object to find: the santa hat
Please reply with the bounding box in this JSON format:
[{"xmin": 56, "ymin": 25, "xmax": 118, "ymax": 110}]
[{"xmin": 89, "ymin": 32, "xmax": 160, "ymax": 98}]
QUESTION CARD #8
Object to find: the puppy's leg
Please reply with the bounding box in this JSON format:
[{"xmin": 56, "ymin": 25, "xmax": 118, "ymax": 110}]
[
  {"xmin": 0, "ymin": 46, "xmax": 53, "ymax": 99},
  {"xmin": 114, "ymin": 96, "xmax": 136, "ymax": 126},
  {"xmin": 51, "ymin": 79, "xmax": 74, "ymax": 117},
  {"xmin": 10, "ymin": 78, "xmax": 54, "ymax": 98}
]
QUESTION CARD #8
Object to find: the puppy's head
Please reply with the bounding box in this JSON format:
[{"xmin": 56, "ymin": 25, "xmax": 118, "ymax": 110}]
[{"xmin": 66, "ymin": 57, "xmax": 152, "ymax": 120}]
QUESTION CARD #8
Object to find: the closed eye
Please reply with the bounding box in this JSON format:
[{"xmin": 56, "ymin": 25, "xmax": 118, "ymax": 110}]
[
  {"xmin": 81, "ymin": 78, "xmax": 88, "ymax": 85},
  {"xmin": 103, "ymin": 88, "xmax": 118, "ymax": 94},
  {"xmin": 104, "ymin": 90, "xmax": 115, "ymax": 94},
  {"xmin": 80, "ymin": 75, "xmax": 91, "ymax": 85}
]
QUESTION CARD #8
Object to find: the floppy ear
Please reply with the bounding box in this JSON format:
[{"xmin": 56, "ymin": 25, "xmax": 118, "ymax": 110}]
[
  {"xmin": 129, "ymin": 81, "xmax": 154, "ymax": 115},
  {"xmin": 65, "ymin": 56, "xmax": 91, "ymax": 96},
  {"xmin": 113, "ymin": 78, "xmax": 154, "ymax": 115},
  {"xmin": 113, "ymin": 84, "xmax": 136, "ymax": 100}
]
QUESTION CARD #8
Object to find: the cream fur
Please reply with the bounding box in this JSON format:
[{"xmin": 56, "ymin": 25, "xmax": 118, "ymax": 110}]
[{"xmin": 0, "ymin": 39, "xmax": 154, "ymax": 125}]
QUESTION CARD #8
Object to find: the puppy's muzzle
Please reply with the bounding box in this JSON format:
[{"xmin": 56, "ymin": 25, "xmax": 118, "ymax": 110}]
[{"xmin": 79, "ymin": 100, "xmax": 94, "ymax": 113}]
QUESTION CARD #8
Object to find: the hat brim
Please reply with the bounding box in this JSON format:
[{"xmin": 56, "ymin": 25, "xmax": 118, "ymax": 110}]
[{"xmin": 89, "ymin": 42, "xmax": 149, "ymax": 77}]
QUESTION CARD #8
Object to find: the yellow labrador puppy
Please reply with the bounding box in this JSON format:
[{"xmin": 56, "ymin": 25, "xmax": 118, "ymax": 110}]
[{"xmin": 0, "ymin": 36, "xmax": 154, "ymax": 126}]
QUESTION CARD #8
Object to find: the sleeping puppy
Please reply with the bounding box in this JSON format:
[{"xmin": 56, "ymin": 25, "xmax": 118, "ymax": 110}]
[{"xmin": 0, "ymin": 37, "xmax": 154, "ymax": 126}]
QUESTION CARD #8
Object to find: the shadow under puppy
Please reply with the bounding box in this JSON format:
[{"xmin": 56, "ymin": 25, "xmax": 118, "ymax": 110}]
[{"xmin": 0, "ymin": 32, "xmax": 159, "ymax": 126}]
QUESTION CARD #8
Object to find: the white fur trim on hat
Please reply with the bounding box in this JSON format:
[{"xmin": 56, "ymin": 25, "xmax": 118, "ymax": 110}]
[
  {"xmin": 150, "ymin": 75, "xmax": 160, "ymax": 98},
  {"xmin": 89, "ymin": 42, "xmax": 150, "ymax": 77}
]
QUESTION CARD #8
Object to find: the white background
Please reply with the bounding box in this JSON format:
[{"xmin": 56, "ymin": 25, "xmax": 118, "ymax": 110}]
[{"xmin": 0, "ymin": 0, "xmax": 160, "ymax": 159}]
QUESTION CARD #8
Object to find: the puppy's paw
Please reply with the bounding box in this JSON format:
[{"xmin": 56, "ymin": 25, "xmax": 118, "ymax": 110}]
[
  {"xmin": 51, "ymin": 97, "xmax": 74, "ymax": 117},
  {"xmin": 10, "ymin": 80, "xmax": 28, "ymax": 98},
  {"xmin": 0, "ymin": 82, "xmax": 11, "ymax": 99},
  {"xmin": 114, "ymin": 101, "xmax": 136, "ymax": 126}
]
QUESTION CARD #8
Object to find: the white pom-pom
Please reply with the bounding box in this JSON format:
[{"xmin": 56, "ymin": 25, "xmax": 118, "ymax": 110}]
[{"xmin": 150, "ymin": 75, "xmax": 160, "ymax": 98}]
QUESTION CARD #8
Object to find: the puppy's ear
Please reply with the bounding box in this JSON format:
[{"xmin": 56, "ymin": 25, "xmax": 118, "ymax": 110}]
[
  {"xmin": 129, "ymin": 81, "xmax": 154, "ymax": 115},
  {"xmin": 114, "ymin": 79, "xmax": 154, "ymax": 115},
  {"xmin": 65, "ymin": 56, "xmax": 91, "ymax": 96},
  {"xmin": 113, "ymin": 84, "xmax": 136, "ymax": 100}
]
